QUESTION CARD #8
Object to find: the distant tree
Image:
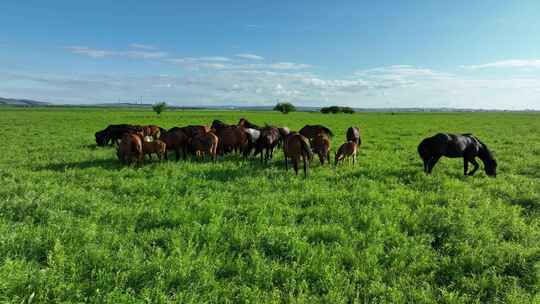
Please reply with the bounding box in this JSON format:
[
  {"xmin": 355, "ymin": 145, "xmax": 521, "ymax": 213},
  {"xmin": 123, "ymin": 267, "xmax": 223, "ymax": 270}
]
[
  {"xmin": 274, "ymin": 102, "xmax": 296, "ymax": 114},
  {"xmin": 320, "ymin": 105, "xmax": 355, "ymax": 114},
  {"xmin": 342, "ymin": 106, "xmax": 355, "ymax": 114},
  {"xmin": 329, "ymin": 106, "xmax": 340, "ymax": 114},
  {"xmin": 152, "ymin": 102, "xmax": 167, "ymax": 116}
]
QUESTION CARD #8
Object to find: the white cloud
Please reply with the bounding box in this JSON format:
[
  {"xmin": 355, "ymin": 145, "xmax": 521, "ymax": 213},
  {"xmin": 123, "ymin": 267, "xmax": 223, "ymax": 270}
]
[
  {"xmin": 67, "ymin": 46, "xmax": 167, "ymax": 59},
  {"xmin": 198, "ymin": 56, "xmax": 231, "ymax": 62},
  {"xmin": 463, "ymin": 59, "xmax": 540, "ymax": 70},
  {"xmin": 236, "ymin": 53, "xmax": 264, "ymax": 60},
  {"xmin": 66, "ymin": 46, "xmax": 115, "ymax": 58},
  {"xmin": 129, "ymin": 43, "xmax": 157, "ymax": 50}
]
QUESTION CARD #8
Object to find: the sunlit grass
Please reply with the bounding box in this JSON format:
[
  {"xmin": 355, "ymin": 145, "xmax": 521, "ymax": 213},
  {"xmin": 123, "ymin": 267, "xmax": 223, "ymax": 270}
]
[{"xmin": 0, "ymin": 108, "xmax": 539, "ymax": 303}]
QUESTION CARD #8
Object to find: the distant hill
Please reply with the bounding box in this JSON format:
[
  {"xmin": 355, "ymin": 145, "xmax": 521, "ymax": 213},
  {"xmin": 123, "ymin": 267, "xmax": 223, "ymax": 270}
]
[{"xmin": 0, "ymin": 97, "xmax": 50, "ymax": 107}]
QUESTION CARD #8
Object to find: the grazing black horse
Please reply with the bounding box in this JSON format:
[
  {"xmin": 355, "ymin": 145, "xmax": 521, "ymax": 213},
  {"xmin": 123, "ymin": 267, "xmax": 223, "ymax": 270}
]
[{"xmin": 418, "ymin": 133, "xmax": 497, "ymax": 176}]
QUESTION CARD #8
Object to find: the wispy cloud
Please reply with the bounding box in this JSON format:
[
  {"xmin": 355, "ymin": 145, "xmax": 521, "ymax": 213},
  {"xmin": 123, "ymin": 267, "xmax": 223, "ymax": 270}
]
[
  {"xmin": 129, "ymin": 43, "xmax": 157, "ymax": 50},
  {"xmin": 67, "ymin": 46, "xmax": 168, "ymax": 59},
  {"xmin": 66, "ymin": 46, "xmax": 114, "ymax": 58},
  {"xmin": 463, "ymin": 59, "xmax": 540, "ymax": 69},
  {"xmin": 168, "ymin": 58, "xmax": 311, "ymax": 71},
  {"xmin": 198, "ymin": 56, "xmax": 230, "ymax": 62},
  {"xmin": 236, "ymin": 53, "xmax": 264, "ymax": 60}
]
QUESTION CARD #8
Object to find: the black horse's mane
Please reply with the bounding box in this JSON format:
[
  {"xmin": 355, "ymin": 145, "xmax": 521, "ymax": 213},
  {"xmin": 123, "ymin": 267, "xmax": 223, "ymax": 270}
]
[{"xmin": 308, "ymin": 125, "xmax": 334, "ymax": 137}]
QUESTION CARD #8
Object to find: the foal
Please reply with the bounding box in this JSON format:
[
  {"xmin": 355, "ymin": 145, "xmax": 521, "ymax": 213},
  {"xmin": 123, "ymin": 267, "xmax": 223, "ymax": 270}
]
[
  {"xmin": 142, "ymin": 139, "xmax": 167, "ymax": 161},
  {"xmin": 335, "ymin": 141, "xmax": 358, "ymax": 166}
]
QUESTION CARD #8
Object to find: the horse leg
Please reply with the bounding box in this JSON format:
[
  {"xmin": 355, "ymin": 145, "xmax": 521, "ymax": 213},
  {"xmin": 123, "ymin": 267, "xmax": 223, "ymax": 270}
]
[
  {"xmin": 303, "ymin": 155, "xmax": 308, "ymax": 177},
  {"xmin": 427, "ymin": 156, "xmax": 440, "ymax": 174},
  {"xmin": 293, "ymin": 157, "xmax": 299, "ymax": 175},
  {"xmin": 468, "ymin": 158, "xmax": 480, "ymax": 176},
  {"xmin": 463, "ymin": 157, "xmax": 469, "ymax": 175}
]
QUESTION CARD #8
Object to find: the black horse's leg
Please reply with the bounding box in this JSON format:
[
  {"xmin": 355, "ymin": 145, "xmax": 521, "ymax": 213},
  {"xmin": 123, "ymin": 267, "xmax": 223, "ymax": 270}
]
[
  {"xmin": 303, "ymin": 155, "xmax": 308, "ymax": 177},
  {"xmin": 468, "ymin": 158, "xmax": 480, "ymax": 176},
  {"xmin": 427, "ymin": 156, "xmax": 440, "ymax": 174},
  {"xmin": 463, "ymin": 157, "xmax": 469, "ymax": 175},
  {"xmin": 293, "ymin": 158, "xmax": 299, "ymax": 175}
]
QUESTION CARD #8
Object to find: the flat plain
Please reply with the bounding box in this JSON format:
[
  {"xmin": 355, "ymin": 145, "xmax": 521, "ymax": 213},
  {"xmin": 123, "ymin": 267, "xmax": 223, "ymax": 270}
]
[{"xmin": 1, "ymin": 108, "xmax": 539, "ymax": 303}]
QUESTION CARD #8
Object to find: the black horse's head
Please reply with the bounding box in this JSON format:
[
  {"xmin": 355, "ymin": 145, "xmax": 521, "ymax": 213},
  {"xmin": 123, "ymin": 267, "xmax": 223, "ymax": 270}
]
[
  {"xmin": 480, "ymin": 147, "xmax": 497, "ymax": 177},
  {"xmin": 95, "ymin": 130, "xmax": 108, "ymax": 146}
]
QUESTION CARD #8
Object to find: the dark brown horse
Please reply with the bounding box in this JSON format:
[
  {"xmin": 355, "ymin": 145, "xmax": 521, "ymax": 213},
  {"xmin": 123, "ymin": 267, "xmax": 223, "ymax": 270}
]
[
  {"xmin": 160, "ymin": 128, "xmax": 189, "ymax": 160},
  {"xmin": 418, "ymin": 133, "xmax": 497, "ymax": 176},
  {"xmin": 312, "ymin": 133, "xmax": 331, "ymax": 165},
  {"xmin": 179, "ymin": 125, "xmax": 211, "ymax": 138},
  {"xmin": 189, "ymin": 132, "xmax": 219, "ymax": 162},
  {"xmin": 95, "ymin": 124, "xmax": 143, "ymax": 146},
  {"xmin": 299, "ymin": 125, "xmax": 334, "ymax": 142},
  {"xmin": 255, "ymin": 126, "xmax": 280, "ymax": 163},
  {"xmin": 238, "ymin": 118, "xmax": 260, "ymax": 129},
  {"xmin": 346, "ymin": 126, "xmax": 361, "ymax": 146},
  {"xmin": 283, "ymin": 132, "xmax": 313, "ymax": 177},
  {"xmin": 116, "ymin": 133, "xmax": 143, "ymax": 166}
]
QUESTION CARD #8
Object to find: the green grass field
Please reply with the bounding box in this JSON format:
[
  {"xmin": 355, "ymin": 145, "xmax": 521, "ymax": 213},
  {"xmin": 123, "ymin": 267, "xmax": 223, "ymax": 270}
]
[{"xmin": 1, "ymin": 108, "xmax": 539, "ymax": 303}]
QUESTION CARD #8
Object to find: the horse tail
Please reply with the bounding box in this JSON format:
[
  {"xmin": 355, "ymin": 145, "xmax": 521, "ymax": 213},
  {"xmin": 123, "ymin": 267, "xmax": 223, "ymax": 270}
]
[
  {"xmin": 300, "ymin": 137, "xmax": 313, "ymax": 160},
  {"xmin": 417, "ymin": 139, "xmax": 430, "ymax": 161}
]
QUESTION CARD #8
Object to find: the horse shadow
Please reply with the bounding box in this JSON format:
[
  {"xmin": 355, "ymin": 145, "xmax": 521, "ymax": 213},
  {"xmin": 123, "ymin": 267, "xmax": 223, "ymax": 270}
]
[{"xmin": 34, "ymin": 158, "xmax": 122, "ymax": 172}]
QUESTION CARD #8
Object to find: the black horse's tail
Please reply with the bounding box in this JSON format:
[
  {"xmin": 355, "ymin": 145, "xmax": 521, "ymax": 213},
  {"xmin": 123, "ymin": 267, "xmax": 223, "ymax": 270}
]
[{"xmin": 417, "ymin": 139, "xmax": 430, "ymax": 161}]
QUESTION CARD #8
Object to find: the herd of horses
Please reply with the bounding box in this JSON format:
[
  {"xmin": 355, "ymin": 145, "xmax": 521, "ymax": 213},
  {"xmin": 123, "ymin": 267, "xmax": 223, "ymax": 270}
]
[{"xmin": 94, "ymin": 118, "xmax": 498, "ymax": 177}]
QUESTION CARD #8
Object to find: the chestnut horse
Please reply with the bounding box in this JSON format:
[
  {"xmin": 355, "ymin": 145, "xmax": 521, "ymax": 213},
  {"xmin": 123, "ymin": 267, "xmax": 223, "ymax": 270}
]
[
  {"xmin": 283, "ymin": 132, "xmax": 313, "ymax": 177},
  {"xmin": 335, "ymin": 141, "xmax": 358, "ymax": 166},
  {"xmin": 116, "ymin": 133, "xmax": 143, "ymax": 166}
]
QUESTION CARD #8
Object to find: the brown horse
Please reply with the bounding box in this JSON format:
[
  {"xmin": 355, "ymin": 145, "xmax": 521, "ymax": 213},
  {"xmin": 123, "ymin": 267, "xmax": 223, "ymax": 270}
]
[
  {"xmin": 284, "ymin": 132, "xmax": 313, "ymax": 177},
  {"xmin": 117, "ymin": 133, "xmax": 143, "ymax": 166},
  {"xmin": 189, "ymin": 132, "xmax": 219, "ymax": 161},
  {"xmin": 213, "ymin": 125, "xmax": 249, "ymax": 155},
  {"xmin": 335, "ymin": 141, "xmax": 358, "ymax": 166},
  {"xmin": 160, "ymin": 128, "xmax": 189, "ymax": 160},
  {"xmin": 142, "ymin": 139, "xmax": 167, "ymax": 161},
  {"xmin": 346, "ymin": 126, "xmax": 361, "ymax": 146},
  {"xmin": 299, "ymin": 125, "xmax": 333, "ymax": 142},
  {"xmin": 312, "ymin": 133, "xmax": 331, "ymax": 165}
]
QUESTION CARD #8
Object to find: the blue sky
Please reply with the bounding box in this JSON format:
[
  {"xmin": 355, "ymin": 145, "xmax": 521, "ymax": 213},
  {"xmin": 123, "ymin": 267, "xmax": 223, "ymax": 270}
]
[{"xmin": 1, "ymin": 0, "xmax": 540, "ymax": 109}]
